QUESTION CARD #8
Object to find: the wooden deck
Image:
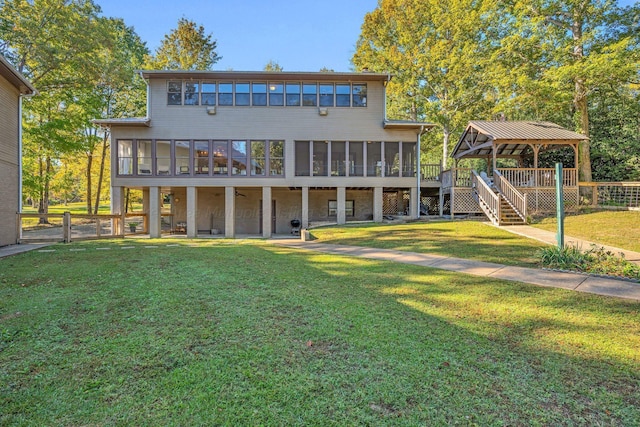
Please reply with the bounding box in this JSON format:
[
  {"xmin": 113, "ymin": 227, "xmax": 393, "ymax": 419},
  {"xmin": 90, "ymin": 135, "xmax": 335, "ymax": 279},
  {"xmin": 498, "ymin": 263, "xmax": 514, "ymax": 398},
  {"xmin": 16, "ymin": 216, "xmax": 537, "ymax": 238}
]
[{"xmin": 441, "ymin": 167, "xmax": 580, "ymax": 219}]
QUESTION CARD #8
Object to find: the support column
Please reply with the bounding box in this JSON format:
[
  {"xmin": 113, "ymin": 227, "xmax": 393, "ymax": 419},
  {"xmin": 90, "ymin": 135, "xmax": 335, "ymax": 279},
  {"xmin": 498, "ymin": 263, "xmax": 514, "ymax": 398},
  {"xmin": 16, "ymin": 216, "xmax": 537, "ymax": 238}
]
[
  {"xmin": 262, "ymin": 186, "xmax": 272, "ymax": 238},
  {"xmin": 149, "ymin": 186, "xmax": 161, "ymax": 238},
  {"xmin": 410, "ymin": 187, "xmax": 419, "ymax": 219},
  {"xmin": 225, "ymin": 186, "xmax": 235, "ymax": 238},
  {"xmin": 301, "ymin": 186, "xmax": 309, "ymax": 229},
  {"xmin": 186, "ymin": 186, "xmax": 197, "ymax": 238},
  {"xmin": 337, "ymin": 187, "xmax": 346, "ymax": 225},
  {"xmin": 373, "ymin": 187, "xmax": 383, "ymax": 222},
  {"xmin": 111, "ymin": 186, "xmax": 124, "ymax": 235}
]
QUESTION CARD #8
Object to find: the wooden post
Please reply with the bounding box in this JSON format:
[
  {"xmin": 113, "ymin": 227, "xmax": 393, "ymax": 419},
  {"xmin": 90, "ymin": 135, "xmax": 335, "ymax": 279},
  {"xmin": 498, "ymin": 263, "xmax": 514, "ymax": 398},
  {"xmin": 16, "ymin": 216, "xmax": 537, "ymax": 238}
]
[
  {"xmin": 63, "ymin": 211, "xmax": 71, "ymax": 243},
  {"xmin": 555, "ymin": 163, "xmax": 564, "ymax": 248}
]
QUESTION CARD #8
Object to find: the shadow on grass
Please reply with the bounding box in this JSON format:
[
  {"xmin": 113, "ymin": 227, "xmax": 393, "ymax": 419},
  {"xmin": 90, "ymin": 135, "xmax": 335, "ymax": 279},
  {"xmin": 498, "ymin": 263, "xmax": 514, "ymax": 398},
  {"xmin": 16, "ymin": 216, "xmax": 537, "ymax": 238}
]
[{"xmin": 0, "ymin": 241, "xmax": 638, "ymax": 425}]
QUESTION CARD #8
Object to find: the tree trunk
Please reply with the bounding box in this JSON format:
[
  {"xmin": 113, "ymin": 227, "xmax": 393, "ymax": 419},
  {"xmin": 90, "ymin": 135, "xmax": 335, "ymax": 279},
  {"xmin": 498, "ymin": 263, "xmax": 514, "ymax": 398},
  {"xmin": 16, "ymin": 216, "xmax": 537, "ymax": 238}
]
[
  {"xmin": 572, "ymin": 12, "xmax": 592, "ymax": 182},
  {"xmin": 38, "ymin": 156, "xmax": 52, "ymax": 224},
  {"xmin": 86, "ymin": 151, "xmax": 93, "ymax": 214},
  {"xmin": 442, "ymin": 126, "xmax": 450, "ymax": 169},
  {"xmin": 94, "ymin": 133, "xmax": 109, "ymax": 214}
]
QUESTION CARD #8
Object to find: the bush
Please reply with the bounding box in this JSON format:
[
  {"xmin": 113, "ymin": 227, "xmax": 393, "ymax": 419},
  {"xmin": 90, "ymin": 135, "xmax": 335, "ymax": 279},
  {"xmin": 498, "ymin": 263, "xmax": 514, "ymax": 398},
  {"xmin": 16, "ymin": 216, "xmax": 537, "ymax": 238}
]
[{"xmin": 537, "ymin": 244, "xmax": 640, "ymax": 280}]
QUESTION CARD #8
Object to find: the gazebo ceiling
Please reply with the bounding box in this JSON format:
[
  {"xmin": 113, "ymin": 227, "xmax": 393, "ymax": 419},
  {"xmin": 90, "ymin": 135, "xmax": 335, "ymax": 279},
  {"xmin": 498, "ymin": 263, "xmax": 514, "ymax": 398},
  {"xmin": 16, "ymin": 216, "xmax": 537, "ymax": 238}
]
[{"xmin": 451, "ymin": 121, "xmax": 588, "ymax": 159}]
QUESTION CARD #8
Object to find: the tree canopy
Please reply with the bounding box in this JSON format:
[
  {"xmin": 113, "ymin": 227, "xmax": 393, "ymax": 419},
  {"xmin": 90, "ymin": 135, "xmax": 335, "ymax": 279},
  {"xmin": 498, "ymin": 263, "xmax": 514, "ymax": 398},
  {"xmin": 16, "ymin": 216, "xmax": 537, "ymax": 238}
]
[
  {"xmin": 145, "ymin": 18, "xmax": 221, "ymax": 70},
  {"xmin": 354, "ymin": 0, "xmax": 640, "ymax": 178}
]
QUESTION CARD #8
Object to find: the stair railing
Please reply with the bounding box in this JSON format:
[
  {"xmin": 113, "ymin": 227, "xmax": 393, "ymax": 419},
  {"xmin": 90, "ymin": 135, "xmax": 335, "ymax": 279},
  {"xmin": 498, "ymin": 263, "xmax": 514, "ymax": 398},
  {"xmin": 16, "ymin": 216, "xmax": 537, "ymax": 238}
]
[
  {"xmin": 471, "ymin": 170, "xmax": 500, "ymax": 225},
  {"xmin": 493, "ymin": 170, "xmax": 528, "ymax": 222}
]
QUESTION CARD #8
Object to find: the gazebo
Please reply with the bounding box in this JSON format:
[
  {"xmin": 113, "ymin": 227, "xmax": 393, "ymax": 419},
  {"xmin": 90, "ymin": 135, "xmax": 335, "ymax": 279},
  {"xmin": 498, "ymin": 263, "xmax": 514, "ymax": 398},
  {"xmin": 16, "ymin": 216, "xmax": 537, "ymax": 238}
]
[{"xmin": 441, "ymin": 121, "xmax": 588, "ymax": 223}]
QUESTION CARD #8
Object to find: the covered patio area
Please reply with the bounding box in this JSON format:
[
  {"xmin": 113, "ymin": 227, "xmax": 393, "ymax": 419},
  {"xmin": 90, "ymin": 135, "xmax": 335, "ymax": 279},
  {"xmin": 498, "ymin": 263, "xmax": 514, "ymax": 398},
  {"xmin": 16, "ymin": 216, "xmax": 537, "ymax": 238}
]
[{"xmin": 444, "ymin": 121, "xmax": 588, "ymax": 219}]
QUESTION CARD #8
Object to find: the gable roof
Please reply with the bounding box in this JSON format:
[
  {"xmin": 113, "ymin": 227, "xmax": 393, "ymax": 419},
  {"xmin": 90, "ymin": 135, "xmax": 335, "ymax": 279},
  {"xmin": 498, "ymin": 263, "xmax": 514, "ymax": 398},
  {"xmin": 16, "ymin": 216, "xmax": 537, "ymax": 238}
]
[
  {"xmin": 0, "ymin": 54, "xmax": 36, "ymax": 95},
  {"xmin": 451, "ymin": 121, "xmax": 588, "ymax": 159}
]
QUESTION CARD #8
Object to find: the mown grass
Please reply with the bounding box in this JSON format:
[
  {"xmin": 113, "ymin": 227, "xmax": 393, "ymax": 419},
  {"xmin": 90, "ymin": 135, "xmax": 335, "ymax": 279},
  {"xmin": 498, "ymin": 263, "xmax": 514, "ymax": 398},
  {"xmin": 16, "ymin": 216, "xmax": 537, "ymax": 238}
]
[
  {"xmin": 1, "ymin": 239, "xmax": 638, "ymax": 425},
  {"xmin": 310, "ymin": 220, "xmax": 547, "ymax": 267},
  {"xmin": 532, "ymin": 210, "xmax": 640, "ymax": 252}
]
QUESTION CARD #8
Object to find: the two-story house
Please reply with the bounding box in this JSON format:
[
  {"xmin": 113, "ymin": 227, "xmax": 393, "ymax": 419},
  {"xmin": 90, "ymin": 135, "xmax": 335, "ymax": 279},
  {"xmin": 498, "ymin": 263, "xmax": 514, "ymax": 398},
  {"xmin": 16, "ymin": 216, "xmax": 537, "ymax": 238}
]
[
  {"xmin": 95, "ymin": 71, "xmax": 434, "ymax": 238},
  {"xmin": 0, "ymin": 55, "xmax": 35, "ymax": 247}
]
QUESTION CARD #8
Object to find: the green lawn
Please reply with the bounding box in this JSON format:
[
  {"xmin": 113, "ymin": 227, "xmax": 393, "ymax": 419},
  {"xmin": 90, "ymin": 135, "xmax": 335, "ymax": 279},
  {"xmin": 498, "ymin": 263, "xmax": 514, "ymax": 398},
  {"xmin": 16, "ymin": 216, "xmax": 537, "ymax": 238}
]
[
  {"xmin": 310, "ymin": 220, "xmax": 547, "ymax": 267},
  {"xmin": 531, "ymin": 210, "xmax": 640, "ymax": 252},
  {"xmin": 1, "ymin": 239, "xmax": 638, "ymax": 425}
]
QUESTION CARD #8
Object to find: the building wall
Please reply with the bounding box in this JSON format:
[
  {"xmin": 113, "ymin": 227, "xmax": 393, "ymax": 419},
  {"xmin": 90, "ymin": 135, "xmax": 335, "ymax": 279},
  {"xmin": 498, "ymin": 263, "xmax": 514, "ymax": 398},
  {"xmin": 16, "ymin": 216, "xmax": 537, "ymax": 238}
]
[
  {"xmin": 110, "ymin": 78, "xmax": 422, "ymax": 191},
  {"xmin": 0, "ymin": 76, "xmax": 20, "ymax": 246}
]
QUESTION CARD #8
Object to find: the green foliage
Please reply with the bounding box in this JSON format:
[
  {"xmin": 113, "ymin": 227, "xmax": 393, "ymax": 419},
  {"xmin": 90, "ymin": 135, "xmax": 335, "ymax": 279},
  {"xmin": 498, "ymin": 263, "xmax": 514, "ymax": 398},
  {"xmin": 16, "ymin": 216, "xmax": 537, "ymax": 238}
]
[
  {"xmin": 537, "ymin": 244, "xmax": 640, "ymax": 280},
  {"xmin": 263, "ymin": 60, "xmax": 282, "ymax": 71},
  {"xmin": 0, "ymin": 1, "xmax": 148, "ymax": 214},
  {"xmin": 145, "ymin": 18, "xmax": 221, "ymax": 70},
  {"xmin": 353, "ymin": 0, "xmax": 499, "ymax": 167}
]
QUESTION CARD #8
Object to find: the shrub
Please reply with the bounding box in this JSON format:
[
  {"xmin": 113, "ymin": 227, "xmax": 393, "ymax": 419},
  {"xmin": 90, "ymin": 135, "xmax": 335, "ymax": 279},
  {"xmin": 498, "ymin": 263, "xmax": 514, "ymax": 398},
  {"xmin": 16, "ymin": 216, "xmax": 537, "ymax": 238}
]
[{"xmin": 537, "ymin": 244, "xmax": 640, "ymax": 280}]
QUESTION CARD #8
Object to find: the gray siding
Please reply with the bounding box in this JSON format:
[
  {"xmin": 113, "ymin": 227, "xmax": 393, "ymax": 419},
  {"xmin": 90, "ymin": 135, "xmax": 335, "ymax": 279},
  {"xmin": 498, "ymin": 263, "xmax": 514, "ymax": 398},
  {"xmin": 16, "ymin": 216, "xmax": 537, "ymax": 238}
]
[{"xmin": 111, "ymin": 78, "xmax": 421, "ymax": 189}]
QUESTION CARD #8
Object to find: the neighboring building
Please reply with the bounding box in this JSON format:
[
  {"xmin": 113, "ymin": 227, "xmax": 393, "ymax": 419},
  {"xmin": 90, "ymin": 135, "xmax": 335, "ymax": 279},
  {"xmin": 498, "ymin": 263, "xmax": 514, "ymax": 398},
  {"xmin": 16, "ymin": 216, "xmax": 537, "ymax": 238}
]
[
  {"xmin": 95, "ymin": 71, "xmax": 434, "ymax": 238},
  {"xmin": 0, "ymin": 55, "xmax": 35, "ymax": 247}
]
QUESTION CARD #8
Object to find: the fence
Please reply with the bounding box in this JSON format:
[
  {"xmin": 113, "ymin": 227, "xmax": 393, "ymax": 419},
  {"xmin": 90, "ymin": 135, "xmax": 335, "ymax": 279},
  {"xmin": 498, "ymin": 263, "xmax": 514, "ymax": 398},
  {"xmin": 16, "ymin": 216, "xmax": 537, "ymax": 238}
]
[
  {"xmin": 18, "ymin": 212, "xmax": 149, "ymax": 243},
  {"xmin": 580, "ymin": 182, "xmax": 640, "ymax": 208}
]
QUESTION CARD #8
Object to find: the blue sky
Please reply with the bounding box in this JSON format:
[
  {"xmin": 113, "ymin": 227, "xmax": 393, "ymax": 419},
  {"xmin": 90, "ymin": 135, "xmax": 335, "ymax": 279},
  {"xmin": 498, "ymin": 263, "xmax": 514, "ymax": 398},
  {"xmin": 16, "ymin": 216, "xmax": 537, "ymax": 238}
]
[
  {"xmin": 99, "ymin": 0, "xmax": 637, "ymax": 72},
  {"xmin": 99, "ymin": 0, "xmax": 377, "ymax": 72}
]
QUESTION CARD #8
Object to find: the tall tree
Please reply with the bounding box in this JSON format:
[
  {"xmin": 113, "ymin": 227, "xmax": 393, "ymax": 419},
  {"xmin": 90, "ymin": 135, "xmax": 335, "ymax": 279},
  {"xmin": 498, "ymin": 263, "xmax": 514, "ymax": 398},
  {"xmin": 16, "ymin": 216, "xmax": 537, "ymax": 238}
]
[
  {"xmin": 264, "ymin": 60, "xmax": 283, "ymax": 71},
  {"xmin": 353, "ymin": 0, "xmax": 499, "ymax": 167},
  {"xmin": 0, "ymin": 0, "xmax": 105, "ymax": 220},
  {"xmin": 82, "ymin": 17, "xmax": 147, "ymax": 213},
  {"xmin": 494, "ymin": 0, "xmax": 640, "ymax": 181},
  {"xmin": 146, "ymin": 18, "xmax": 221, "ymax": 70}
]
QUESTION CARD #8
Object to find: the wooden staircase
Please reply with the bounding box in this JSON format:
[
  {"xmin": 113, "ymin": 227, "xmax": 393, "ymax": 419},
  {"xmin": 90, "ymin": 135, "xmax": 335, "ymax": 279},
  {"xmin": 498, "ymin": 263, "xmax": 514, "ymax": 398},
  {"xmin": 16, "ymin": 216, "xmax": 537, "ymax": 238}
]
[
  {"xmin": 471, "ymin": 170, "xmax": 527, "ymax": 226},
  {"xmin": 499, "ymin": 194, "xmax": 526, "ymax": 225}
]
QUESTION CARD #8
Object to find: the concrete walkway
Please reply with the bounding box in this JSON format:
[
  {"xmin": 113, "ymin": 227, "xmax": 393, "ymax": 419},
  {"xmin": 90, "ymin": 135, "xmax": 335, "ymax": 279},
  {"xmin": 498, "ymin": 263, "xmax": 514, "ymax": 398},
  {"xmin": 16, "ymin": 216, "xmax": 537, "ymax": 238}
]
[
  {"xmin": 500, "ymin": 225, "xmax": 640, "ymax": 265},
  {"xmin": 0, "ymin": 243, "xmax": 53, "ymax": 259},
  {"xmin": 271, "ymin": 240, "xmax": 640, "ymax": 301}
]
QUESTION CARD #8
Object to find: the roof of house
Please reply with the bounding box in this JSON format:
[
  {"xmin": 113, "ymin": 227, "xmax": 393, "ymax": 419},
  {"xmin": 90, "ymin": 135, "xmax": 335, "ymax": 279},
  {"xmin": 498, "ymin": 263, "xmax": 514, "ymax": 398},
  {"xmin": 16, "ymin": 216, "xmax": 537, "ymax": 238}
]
[
  {"xmin": 451, "ymin": 120, "xmax": 588, "ymax": 159},
  {"xmin": 92, "ymin": 117, "xmax": 151, "ymax": 128},
  {"xmin": 0, "ymin": 54, "xmax": 36, "ymax": 95},
  {"xmin": 139, "ymin": 70, "xmax": 392, "ymax": 82},
  {"xmin": 383, "ymin": 119, "xmax": 436, "ymax": 133}
]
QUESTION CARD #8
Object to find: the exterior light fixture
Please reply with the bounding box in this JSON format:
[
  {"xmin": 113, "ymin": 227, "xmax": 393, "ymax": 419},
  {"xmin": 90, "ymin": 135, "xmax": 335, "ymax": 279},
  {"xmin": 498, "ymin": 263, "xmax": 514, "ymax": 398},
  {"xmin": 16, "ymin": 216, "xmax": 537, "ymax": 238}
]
[
  {"xmin": 318, "ymin": 107, "xmax": 328, "ymax": 116},
  {"xmin": 207, "ymin": 106, "xmax": 216, "ymax": 115}
]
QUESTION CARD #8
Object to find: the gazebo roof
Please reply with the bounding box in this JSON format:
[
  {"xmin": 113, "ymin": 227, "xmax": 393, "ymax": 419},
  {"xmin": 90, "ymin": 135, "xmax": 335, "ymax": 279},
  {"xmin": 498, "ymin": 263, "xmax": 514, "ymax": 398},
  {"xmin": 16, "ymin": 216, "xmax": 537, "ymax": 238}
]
[{"xmin": 451, "ymin": 121, "xmax": 588, "ymax": 159}]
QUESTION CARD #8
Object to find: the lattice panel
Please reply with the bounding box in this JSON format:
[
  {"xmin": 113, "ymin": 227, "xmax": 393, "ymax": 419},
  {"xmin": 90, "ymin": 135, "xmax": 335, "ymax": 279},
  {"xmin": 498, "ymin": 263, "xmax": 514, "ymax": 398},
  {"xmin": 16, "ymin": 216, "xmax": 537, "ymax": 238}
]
[
  {"xmin": 598, "ymin": 184, "xmax": 640, "ymax": 208},
  {"xmin": 383, "ymin": 193, "xmax": 398, "ymax": 215},
  {"xmin": 421, "ymin": 196, "xmax": 440, "ymax": 215},
  {"xmin": 452, "ymin": 189, "xmax": 482, "ymax": 214},
  {"xmin": 521, "ymin": 189, "xmax": 579, "ymax": 213}
]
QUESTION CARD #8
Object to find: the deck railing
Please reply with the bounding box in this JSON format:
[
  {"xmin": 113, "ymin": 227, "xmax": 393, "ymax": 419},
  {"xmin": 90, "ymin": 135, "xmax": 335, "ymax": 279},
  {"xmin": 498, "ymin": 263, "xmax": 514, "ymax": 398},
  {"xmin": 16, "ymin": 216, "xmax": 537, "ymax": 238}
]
[
  {"xmin": 496, "ymin": 168, "xmax": 577, "ymax": 188},
  {"xmin": 441, "ymin": 168, "xmax": 473, "ymax": 189},
  {"xmin": 420, "ymin": 164, "xmax": 442, "ymax": 181},
  {"xmin": 471, "ymin": 171, "xmax": 500, "ymax": 225},
  {"xmin": 494, "ymin": 170, "xmax": 527, "ymax": 220}
]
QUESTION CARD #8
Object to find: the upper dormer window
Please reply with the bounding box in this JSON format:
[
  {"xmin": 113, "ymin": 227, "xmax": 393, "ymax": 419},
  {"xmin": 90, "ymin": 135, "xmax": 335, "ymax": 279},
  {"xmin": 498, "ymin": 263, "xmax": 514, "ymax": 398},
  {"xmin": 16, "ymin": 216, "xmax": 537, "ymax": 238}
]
[
  {"xmin": 168, "ymin": 81, "xmax": 182, "ymax": 105},
  {"xmin": 353, "ymin": 84, "xmax": 367, "ymax": 107},
  {"xmin": 202, "ymin": 82, "xmax": 216, "ymax": 105},
  {"xmin": 319, "ymin": 84, "xmax": 334, "ymax": 107},
  {"xmin": 165, "ymin": 79, "xmax": 367, "ymax": 107},
  {"xmin": 184, "ymin": 82, "xmax": 200, "ymax": 105}
]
